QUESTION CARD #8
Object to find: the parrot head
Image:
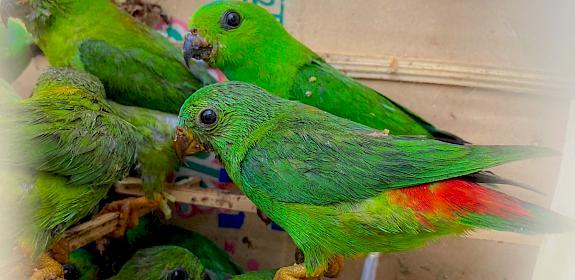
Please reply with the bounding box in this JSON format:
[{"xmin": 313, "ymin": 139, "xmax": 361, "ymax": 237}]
[
  {"xmin": 112, "ymin": 246, "xmax": 209, "ymax": 280},
  {"xmin": 175, "ymin": 81, "xmax": 289, "ymax": 161},
  {"xmin": 33, "ymin": 67, "xmax": 106, "ymax": 100},
  {"xmin": 184, "ymin": 0, "xmax": 301, "ymax": 69}
]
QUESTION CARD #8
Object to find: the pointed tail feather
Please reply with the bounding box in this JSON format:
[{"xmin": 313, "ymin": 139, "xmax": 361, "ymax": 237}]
[
  {"xmin": 439, "ymin": 179, "xmax": 575, "ymax": 234},
  {"xmin": 464, "ymin": 171, "xmax": 546, "ymax": 195},
  {"xmin": 470, "ymin": 145, "xmax": 558, "ymax": 164},
  {"xmin": 390, "ymin": 179, "xmax": 575, "ymax": 234},
  {"xmin": 523, "ymin": 203, "xmax": 575, "ymax": 233}
]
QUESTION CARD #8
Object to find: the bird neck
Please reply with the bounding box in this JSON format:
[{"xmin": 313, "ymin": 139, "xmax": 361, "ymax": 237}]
[
  {"xmin": 217, "ymin": 33, "xmax": 317, "ymax": 99},
  {"xmin": 210, "ymin": 105, "xmax": 297, "ymax": 187}
]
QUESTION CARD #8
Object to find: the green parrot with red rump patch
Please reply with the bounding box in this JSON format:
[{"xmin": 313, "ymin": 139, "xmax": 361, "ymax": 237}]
[{"xmin": 175, "ymin": 81, "xmax": 574, "ymax": 280}]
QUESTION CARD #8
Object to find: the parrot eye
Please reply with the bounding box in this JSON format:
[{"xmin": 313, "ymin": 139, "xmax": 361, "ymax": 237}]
[
  {"xmin": 167, "ymin": 268, "xmax": 189, "ymax": 280},
  {"xmin": 63, "ymin": 264, "xmax": 79, "ymax": 280},
  {"xmin": 199, "ymin": 109, "xmax": 217, "ymax": 125},
  {"xmin": 221, "ymin": 10, "xmax": 241, "ymax": 29}
]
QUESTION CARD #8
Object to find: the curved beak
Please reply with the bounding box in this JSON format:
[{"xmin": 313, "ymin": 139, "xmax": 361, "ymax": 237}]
[
  {"xmin": 183, "ymin": 30, "xmax": 213, "ymax": 68},
  {"xmin": 174, "ymin": 126, "xmax": 205, "ymax": 161}
]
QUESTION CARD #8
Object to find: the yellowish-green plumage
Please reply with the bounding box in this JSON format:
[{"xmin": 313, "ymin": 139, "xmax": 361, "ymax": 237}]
[
  {"xmin": 3, "ymin": 68, "xmax": 138, "ymax": 254},
  {"xmin": 0, "ymin": 68, "xmax": 180, "ymax": 257}
]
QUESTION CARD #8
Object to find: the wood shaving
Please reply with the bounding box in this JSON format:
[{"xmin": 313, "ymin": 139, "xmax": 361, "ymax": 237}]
[{"xmin": 113, "ymin": 0, "xmax": 169, "ymax": 27}]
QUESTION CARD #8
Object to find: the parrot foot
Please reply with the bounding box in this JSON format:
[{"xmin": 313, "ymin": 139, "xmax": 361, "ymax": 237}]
[
  {"xmin": 97, "ymin": 195, "xmax": 162, "ymax": 238},
  {"xmin": 273, "ymin": 264, "xmax": 321, "ymax": 280},
  {"xmin": 29, "ymin": 254, "xmax": 64, "ymax": 280},
  {"xmin": 324, "ymin": 256, "xmax": 345, "ymax": 278}
]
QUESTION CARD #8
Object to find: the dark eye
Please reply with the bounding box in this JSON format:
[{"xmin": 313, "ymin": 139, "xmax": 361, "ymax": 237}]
[
  {"xmin": 167, "ymin": 268, "xmax": 189, "ymax": 280},
  {"xmin": 221, "ymin": 10, "xmax": 241, "ymax": 29},
  {"xmin": 199, "ymin": 109, "xmax": 217, "ymax": 125},
  {"xmin": 63, "ymin": 264, "xmax": 79, "ymax": 280}
]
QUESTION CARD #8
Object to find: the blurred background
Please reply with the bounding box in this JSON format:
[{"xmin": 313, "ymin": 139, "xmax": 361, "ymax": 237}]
[{"xmin": 4, "ymin": 0, "xmax": 575, "ymax": 279}]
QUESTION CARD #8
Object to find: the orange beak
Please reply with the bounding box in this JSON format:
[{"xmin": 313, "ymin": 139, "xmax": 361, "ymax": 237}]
[{"xmin": 174, "ymin": 127, "xmax": 205, "ymax": 161}]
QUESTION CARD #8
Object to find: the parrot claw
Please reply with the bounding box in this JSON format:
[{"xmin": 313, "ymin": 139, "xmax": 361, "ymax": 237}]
[
  {"xmin": 273, "ymin": 264, "xmax": 321, "ymax": 280},
  {"xmin": 29, "ymin": 254, "xmax": 64, "ymax": 280},
  {"xmin": 96, "ymin": 195, "xmax": 163, "ymax": 238},
  {"xmin": 324, "ymin": 256, "xmax": 345, "ymax": 278},
  {"xmin": 159, "ymin": 193, "xmax": 173, "ymax": 220}
]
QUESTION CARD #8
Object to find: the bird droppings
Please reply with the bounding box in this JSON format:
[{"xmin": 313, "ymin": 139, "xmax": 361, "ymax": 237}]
[
  {"xmin": 305, "ymin": 91, "xmax": 313, "ymax": 97},
  {"xmin": 308, "ymin": 76, "xmax": 317, "ymax": 83},
  {"xmin": 367, "ymin": 129, "xmax": 390, "ymax": 137},
  {"xmin": 242, "ymin": 236, "xmax": 254, "ymax": 248}
]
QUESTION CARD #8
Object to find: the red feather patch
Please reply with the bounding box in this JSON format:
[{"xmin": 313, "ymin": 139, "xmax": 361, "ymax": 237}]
[{"xmin": 388, "ymin": 179, "xmax": 531, "ymax": 220}]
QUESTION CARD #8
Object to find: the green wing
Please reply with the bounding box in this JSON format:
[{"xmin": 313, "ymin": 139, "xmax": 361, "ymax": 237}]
[
  {"xmin": 292, "ymin": 59, "xmax": 464, "ymax": 144},
  {"xmin": 240, "ymin": 111, "xmax": 552, "ymax": 205},
  {"xmin": 19, "ymin": 96, "xmax": 139, "ymax": 186},
  {"xmin": 77, "ymin": 39, "xmax": 211, "ymax": 113}
]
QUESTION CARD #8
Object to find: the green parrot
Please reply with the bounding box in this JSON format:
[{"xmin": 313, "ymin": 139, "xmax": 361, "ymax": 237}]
[
  {"xmin": 7, "ymin": 0, "xmax": 215, "ymax": 113},
  {"xmin": 0, "ymin": 67, "xmax": 181, "ymax": 279},
  {"xmin": 0, "ymin": 17, "xmax": 34, "ymax": 82},
  {"xmin": 0, "ymin": 67, "xmax": 139, "ymax": 279},
  {"xmin": 184, "ymin": 0, "xmax": 463, "ymax": 144},
  {"xmin": 108, "ymin": 246, "xmax": 207, "ymax": 280},
  {"xmin": 109, "ymin": 245, "xmax": 276, "ymax": 280},
  {"xmin": 108, "ymin": 245, "xmax": 276, "ymax": 280},
  {"xmin": 2, "ymin": 68, "xmax": 138, "ymax": 255},
  {"xmin": 175, "ymin": 82, "xmax": 574, "ymax": 279},
  {"xmin": 64, "ymin": 214, "xmax": 246, "ymax": 279},
  {"xmin": 125, "ymin": 215, "xmax": 244, "ymax": 277}
]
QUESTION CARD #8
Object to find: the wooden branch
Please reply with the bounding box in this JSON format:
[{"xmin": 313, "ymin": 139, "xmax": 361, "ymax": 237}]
[
  {"xmin": 51, "ymin": 212, "xmax": 120, "ymax": 262},
  {"xmin": 321, "ymin": 52, "xmax": 574, "ymax": 96},
  {"xmin": 59, "ymin": 212, "xmax": 119, "ymax": 252},
  {"xmin": 114, "ymin": 177, "xmax": 257, "ymax": 213}
]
